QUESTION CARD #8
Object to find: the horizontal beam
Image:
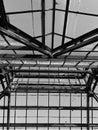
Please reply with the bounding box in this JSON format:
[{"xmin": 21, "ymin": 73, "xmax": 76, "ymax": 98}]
[
  {"xmin": 1, "ymin": 45, "xmax": 97, "ymax": 52},
  {"xmin": 0, "ymin": 106, "xmax": 98, "ymax": 110},
  {"xmin": 11, "ymin": 69, "xmax": 90, "ymax": 74},
  {"xmin": 6, "ymin": 8, "xmax": 98, "ymax": 18},
  {"xmin": 15, "ymin": 74, "xmax": 85, "ymax": 79},
  {"xmin": 11, "ymin": 87, "xmax": 86, "ymax": 93},
  {"xmin": 0, "ymin": 123, "xmax": 98, "ymax": 127},
  {"xmin": 17, "ymin": 83, "xmax": 86, "ymax": 87},
  {"xmin": 56, "ymin": 9, "xmax": 98, "ymax": 17},
  {"xmin": 0, "ymin": 54, "xmax": 98, "ymax": 62},
  {"xmin": 6, "ymin": 9, "xmax": 52, "ymax": 15}
]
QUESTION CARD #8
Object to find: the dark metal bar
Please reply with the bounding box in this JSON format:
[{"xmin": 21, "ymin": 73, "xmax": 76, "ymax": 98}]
[
  {"xmin": 25, "ymin": 86, "xmax": 28, "ymax": 130},
  {"xmin": 1, "ymin": 53, "xmax": 98, "ymax": 62},
  {"xmin": 12, "ymin": 87, "xmax": 86, "ymax": 93},
  {"xmin": 11, "ymin": 69, "xmax": 91, "ymax": 74},
  {"xmin": 61, "ymin": 0, "xmax": 70, "ymax": 46},
  {"xmin": 59, "ymin": 92, "xmax": 60, "ymax": 130},
  {"xmin": 92, "ymin": 80, "xmax": 98, "ymax": 92},
  {"xmin": 0, "ymin": 87, "xmax": 10, "ymax": 100},
  {"xmin": 91, "ymin": 97, "xmax": 93, "ymax": 130},
  {"xmin": 37, "ymin": 91, "xmax": 39, "ymax": 130},
  {"xmin": 53, "ymin": 35, "xmax": 98, "ymax": 57},
  {"xmin": 14, "ymin": 74, "xmax": 85, "ymax": 79},
  {"xmin": 55, "ymin": 32, "xmax": 74, "ymax": 40},
  {"xmin": 14, "ymin": 91, "xmax": 17, "ymax": 130},
  {"xmin": 0, "ymin": 91, "xmax": 6, "ymax": 100},
  {"xmin": 6, "ymin": 9, "xmax": 52, "ymax": 15},
  {"xmin": 86, "ymin": 75, "xmax": 93, "ymax": 92},
  {"xmin": 7, "ymin": 23, "xmax": 50, "ymax": 51},
  {"xmin": 0, "ymin": 123, "xmax": 98, "ymax": 127},
  {"xmin": 56, "ymin": 9, "xmax": 98, "ymax": 18},
  {"xmin": 93, "ymin": 93, "xmax": 98, "ymax": 102},
  {"xmin": 41, "ymin": 0, "xmax": 45, "ymax": 46},
  {"xmin": 81, "ymin": 93, "xmax": 82, "ymax": 130},
  {"xmin": 0, "ymin": 0, "xmax": 8, "ymax": 27},
  {"xmin": 6, "ymin": 8, "xmax": 98, "ymax": 18},
  {"xmin": 3, "ymin": 96, "xmax": 5, "ymax": 130},
  {"xmin": 53, "ymin": 28, "xmax": 98, "ymax": 53},
  {"xmin": 70, "ymin": 93, "xmax": 71, "ymax": 130},
  {"xmin": 51, "ymin": 0, "xmax": 56, "ymax": 50},
  {"xmin": 87, "ymin": 93, "xmax": 90, "ymax": 130},
  {"xmin": 0, "ymin": 45, "xmax": 32, "ymax": 50},
  {"xmin": 48, "ymin": 92, "xmax": 49, "ymax": 130},
  {"xmin": 0, "ymin": 27, "xmax": 51, "ymax": 57},
  {"xmin": 14, "ymin": 83, "xmax": 86, "ymax": 87},
  {"xmin": 0, "ymin": 79, "xmax": 5, "ymax": 90},
  {"xmin": 7, "ymin": 94, "xmax": 10, "ymax": 130}
]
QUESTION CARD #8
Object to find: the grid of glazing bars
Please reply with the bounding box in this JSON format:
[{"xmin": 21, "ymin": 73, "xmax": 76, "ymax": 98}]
[{"xmin": 0, "ymin": 91, "xmax": 98, "ymax": 130}]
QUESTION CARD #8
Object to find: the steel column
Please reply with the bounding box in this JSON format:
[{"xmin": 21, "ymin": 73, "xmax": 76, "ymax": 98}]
[
  {"xmin": 87, "ymin": 92, "xmax": 90, "ymax": 130},
  {"xmin": 7, "ymin": 94, "xmax": 10, "ymax": 130}
]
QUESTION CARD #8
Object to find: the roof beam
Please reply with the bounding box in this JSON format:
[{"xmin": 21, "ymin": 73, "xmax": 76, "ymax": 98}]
[
  {"xmin": 61, "ymin": 0, "xmax": 70, "ymax": 46},
  {"xmin": 6, "ymin": 9, "xmax": 52, "ymax": 15},
  {"xmin": 0, "ymin": 0, "xmax": 8, "ymax": 27},
  {"xmin": 53, "ymin": 28, "xmax": 98, "ymax": 52},
  {"xmin": 51, "ymin": 0, "xmax": 56, "ymax": 50},
  {"xmin": 0, "ymin": 123, "xmax": 98, "ymax": 127},
  {"xmin": 11, "ymin": 69, "xmax": 91, "ymax": 75},
  {"xmin": 15, "ymin": 74, "xmax": 84, "ymax": 79},
  {"xmin": 53, "ymin": 28, "xmax": 98, "ymax": 57},
  {"xmin": 7, "ymin": 23, "xmax": 51, "ymax": 51},
  {"xmin": 0, "ymin": 24, "xmax": 51, "ymax": 57},
  {"xmin": 56, "ymin": 9, "xmax": 98, "ymax": 17},
  {"xmin": 0, "ymin": 45, "xmax": 32, "ymax": 50},
  {"xmin": 53, "ymin": 35, "xmax": 98, "ymax": 57},
  {"xmin": 41, "ymin": 0, "xmax": 45, "ymax": 46}
]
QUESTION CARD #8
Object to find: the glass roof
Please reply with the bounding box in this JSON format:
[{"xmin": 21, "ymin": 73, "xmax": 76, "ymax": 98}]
[{"xmin": 0, "ymin": 0, "xmax": 98, "ymax": 69}]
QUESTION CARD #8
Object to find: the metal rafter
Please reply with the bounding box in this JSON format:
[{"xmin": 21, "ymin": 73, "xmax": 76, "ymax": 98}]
[
  {"xmin": 51, "ymin": 0, "xmax": 56, "ymax": 50},
  {"xmin": 0, "ymin": 0, "xmax": 8, "ymax": 27},
  {"xmin": 61, "ymin": 0, "xmax": 70, "ymax": 46},
  {"xmin": 53, "ymin": 28, "xmax": 98, "ymax": 53},
  {"xmin": 0, "ymin": 25, "xmax": 51, "ymax": 57},
  {"xmin": 41, "ymin": 0, "xmax": 45, "ymax": 46},
  {"xmin": 0, "ymin": 123, "xmax": 98, "ymax": 127},
  {"xmin": 53, "ymin": 33, "xmax": 98, "ymax": 57}
]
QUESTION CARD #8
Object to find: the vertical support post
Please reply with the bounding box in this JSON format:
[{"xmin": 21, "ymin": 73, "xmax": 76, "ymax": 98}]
[
  {"xmin": 59, "ymin": 92, "xmax": 60, "ymax": 130},
  {"xmin": 70, "ymin": 93, "xmax": 71, "ymax": 130},
  {"xmin": 87, "ymin": 92, "xmax": 89, "ymax": 130},
  {"xmin": 3, "ymin": 96, "xmax": 5, "ymax": 130},
  {"xmin": 36, "ymin": 90, "xmax": 39, "ymax": 130},
  {"xmin": 86, "ymin": 75, "xmax": 93, "ymax": 130},
  {"xmin": 7, "ymin": 94, "xmax": 10, "ymax": 130},
  {"xmin": 14, "ymin": 91, "xmax": 17, "ymax": 130},
  {"xmin": 91, "ymin": 97, "xmax": 93, "ymax": 130},
  {"xmin": 48, "ymin": 91, "xmax": 50, "ymax": 130},
  {"xmin": 81, "ymin": 93, "xmax": 82, "ymax": 130}
]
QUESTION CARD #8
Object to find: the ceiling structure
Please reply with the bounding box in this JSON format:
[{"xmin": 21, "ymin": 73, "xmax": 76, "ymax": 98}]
[{"xmin": 0, "ymin": 0, "xmax": 98, "ymax": 130}]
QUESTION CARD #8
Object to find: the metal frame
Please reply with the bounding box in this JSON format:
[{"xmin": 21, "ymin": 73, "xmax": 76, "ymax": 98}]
[{"xmin": 0, "ymin": 0, "xmax": 98, "ymax": 130}]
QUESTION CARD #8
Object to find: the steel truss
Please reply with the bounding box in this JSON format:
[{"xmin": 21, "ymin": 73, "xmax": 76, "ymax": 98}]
[
  {"xmin": 0, "ymin": 67, "xmax": 98, "ymax": 130},
  {"xmin": 0, "ymin": 0, "xmax": 98, "ymax": 130}
]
